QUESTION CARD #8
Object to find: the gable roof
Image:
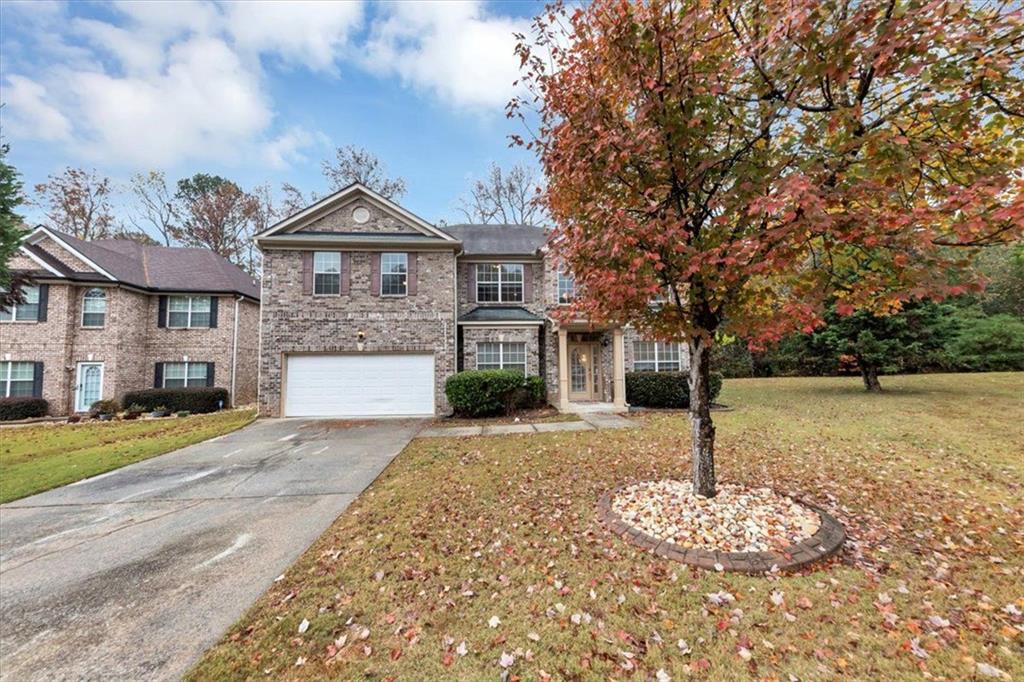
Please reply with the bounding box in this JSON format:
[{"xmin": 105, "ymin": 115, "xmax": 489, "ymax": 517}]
[
  {"xmin": 22, "ymin": 226, "xmax": 260, "ymax": 299},
  {"xmin": 440, "ymin": 224, "xmax": 549, "ymax": 257},
  {"xmin": 257, "ymin": 182, "xmax": 457, "ymax": 243}
]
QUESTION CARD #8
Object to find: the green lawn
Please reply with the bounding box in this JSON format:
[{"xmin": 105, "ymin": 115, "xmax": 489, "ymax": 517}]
[
  {"xmin": 0, "ymin": 409, "xmax": 255, "ymax": 503},
  {"xmin": 188, "ymin": 374, "xmax": 1023, "ymax": 681}
]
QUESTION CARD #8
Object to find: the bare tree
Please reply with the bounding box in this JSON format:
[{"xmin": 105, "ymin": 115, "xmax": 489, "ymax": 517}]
[
  {"xmin": 127, "ymin": 171, "xmax": 177, "ymax": 245},
  {"xmin": 321, "ymin": 145, "xmax": 406, "ymax": 199},
  {"xmin": 34, "ymin": 167, "xmax": 116, "ymax": 240},
  {"xmin": 456, "ymin": 163, "xmax": 545, "ymax": 225},
  {"xmin": 280, "ymin": 182, "xmax": 319, "ymax": 218},
  {"xmin": 173, "ymin": 174, "xmax": 258, "ymax": 270},
  {"xmin": 242, "ymin": 184, "xmax": 276, "ymax": 276}
]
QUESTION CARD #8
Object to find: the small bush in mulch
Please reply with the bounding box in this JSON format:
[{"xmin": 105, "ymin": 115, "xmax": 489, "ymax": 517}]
[
  {"xmin": 121, "ymin": 387, "xmax": 229, "ymax": 415},
  {"xmin": 0, "ymin": 397, "xmax": 48, "ymax": 421},
  {"xmin": 625, "ymin": 370, "xmax": 723, "ymax": 409},
  {"xmin": 90, "ymin": 399, "xmax": 121, "ymax": 416},
  {"xmin": 445, "ymin": 370, "xmax": 545, "ymax": 417}
]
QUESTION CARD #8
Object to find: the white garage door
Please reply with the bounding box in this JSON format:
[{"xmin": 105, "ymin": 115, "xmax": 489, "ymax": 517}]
[{"xmin": 284, "ymin": 354, "xmax": 435, "ymax": 417}]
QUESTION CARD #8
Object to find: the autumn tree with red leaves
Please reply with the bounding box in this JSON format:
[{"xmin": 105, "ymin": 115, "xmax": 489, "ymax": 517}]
[{"xmin": 512, "ymin": 0, "xmax": 1024, "ymax": 497}]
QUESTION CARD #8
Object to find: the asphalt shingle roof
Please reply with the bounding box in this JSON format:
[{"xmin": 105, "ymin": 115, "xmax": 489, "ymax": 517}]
[
  {"xmin": 458, "ymin": 306, "xmax": 544, "ymax": 323},
  {"xmin": 43, "ymin": 230, "xmax": 260, "ymax": 299},
  {"xmin": 440, "ymin": 224, "xmax": 548, "ymax": 256}
]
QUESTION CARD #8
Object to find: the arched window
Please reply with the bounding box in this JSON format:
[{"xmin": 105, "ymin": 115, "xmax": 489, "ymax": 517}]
[{"xmin": 82, "ymin": 288, "xmax": 107, "ymax": 327}]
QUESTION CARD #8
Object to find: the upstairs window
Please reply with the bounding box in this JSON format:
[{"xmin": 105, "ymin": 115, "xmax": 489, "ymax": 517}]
[
  {"xmin": 82, "ymin": 288, "xmax": 107, "ymax": 327},
  {"xmin": 313, "ymin": 252, "xmax": 341, "ymax": 295},
  {"xmin": 162, "ymin": 361, "xmax": 209, "ymax": 388},
  {"xmin": 0, "ymin": 361, "xmax": 36, "ymax": 397},
  {"xmin": 0, "ymin": 285, "xmax": 39, "ymax": 322},
  {"xmin": 476, "ymin": 264, "xmax": 523, "ymax": 303},
  {"xmin": 167, "ymin": 295, "xmax": 211, "ymax": 328},
  {"xmin": 381, "ymin": 253, "xmax": 408, "ymax": 296},
  {"xmin": 477, "ymin": 342, "xmax": 527, "ymax": 374},
  {"xmin": 557, "ymin": 268, "xmax": 576, "ymax": 304},
  {"xmin": 633, "ymin": 341, "xmax": 682, "ymax": 372}
]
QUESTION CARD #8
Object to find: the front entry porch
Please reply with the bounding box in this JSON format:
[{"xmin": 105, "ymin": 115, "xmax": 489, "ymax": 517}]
[{"xmin": 555, "ymin": 324, "xmax": 627, "ymax": 412}]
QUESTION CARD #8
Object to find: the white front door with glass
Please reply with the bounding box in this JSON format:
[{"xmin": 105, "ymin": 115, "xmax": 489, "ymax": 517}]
[{"xmin": 75, "ymin": 362, "xmax": 104, "ymax": 412}]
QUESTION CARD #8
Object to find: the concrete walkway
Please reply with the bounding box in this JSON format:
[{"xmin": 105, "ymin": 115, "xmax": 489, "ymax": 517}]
[
  {"xmin": 418, "ymin": 411, "xmax": 637, "ymax": 438},
  {"xmin": 0, "ymin": 418, "xmax": 423, "ymax": 682}
]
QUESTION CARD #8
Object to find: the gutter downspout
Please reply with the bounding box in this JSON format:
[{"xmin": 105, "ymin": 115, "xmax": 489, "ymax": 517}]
[
  {"xmin": 452, "ymin": 244, "xmax": 464, "ymax": 414},
  {"xmin": 231, "ymin": 295, "xmax": 241, "ymax": 407}
]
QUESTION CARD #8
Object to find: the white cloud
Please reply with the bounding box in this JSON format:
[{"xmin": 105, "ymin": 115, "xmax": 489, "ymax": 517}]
[
  {"xmin": 225, "ymin": 1, "xmax": 364, "ymax": 73},
  {"xmin": 363, "ymin": 1, "xmax": 528, "ymax": 110},
  {"xmin": 1, "ymin": 75, "xmax": 72, "ymax": 141},
  {"xmin": 262, "ymin": 126, "xmax": 322, "ymax": 170}
]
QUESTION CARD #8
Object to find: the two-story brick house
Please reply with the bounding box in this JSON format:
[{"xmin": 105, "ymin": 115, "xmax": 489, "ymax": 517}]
[
  {"xmin": 256, "ymin": 183, "xmax": 689, "ymax": 417},
  {"xmin": 0, "ymin": 226, "xmax": 260, "ymax": 415}
]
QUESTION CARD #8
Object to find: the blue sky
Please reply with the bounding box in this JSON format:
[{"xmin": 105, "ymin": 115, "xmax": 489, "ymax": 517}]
[{"xmin": 0, "ymin": 0, "xmax": 546, "ymax": 227}]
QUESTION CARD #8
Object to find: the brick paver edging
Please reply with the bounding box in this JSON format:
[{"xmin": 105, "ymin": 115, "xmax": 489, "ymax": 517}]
[{"xmin": 596, "ymin": 486, "xmax": 845, "ymax": 574}]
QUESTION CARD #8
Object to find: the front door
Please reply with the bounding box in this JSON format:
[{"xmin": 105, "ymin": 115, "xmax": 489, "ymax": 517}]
[
  {"xmin": 75, "ymin": 362, "xmax": 104, "ymax": 412},
  {"xmin": 568, "ymin": 343, "xmax": 599, "ymax": 401}
]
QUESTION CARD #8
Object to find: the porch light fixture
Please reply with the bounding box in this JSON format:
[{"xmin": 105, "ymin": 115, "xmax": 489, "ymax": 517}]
[{"xmin": 356, "ymin": 329, "xmax": 365, "ymax": 351}]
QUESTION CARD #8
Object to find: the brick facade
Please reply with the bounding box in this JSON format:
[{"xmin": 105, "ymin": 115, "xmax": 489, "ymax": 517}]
[
  {"xmin": 258, "ymin": 248, "xmax": 456, "ymax": 416},
  {"xmin": 2, "ymin": 241, "xmax": 259, "ymax": 416}
]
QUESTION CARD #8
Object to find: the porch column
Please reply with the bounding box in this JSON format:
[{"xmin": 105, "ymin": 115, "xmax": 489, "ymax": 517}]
[
  {"xmin": 612, "ymin": 327, "xmax": 626, "ymax": 409},
  {"xmin": 558, "ymin": 326, "xmax": 569, "ymax": 411}
]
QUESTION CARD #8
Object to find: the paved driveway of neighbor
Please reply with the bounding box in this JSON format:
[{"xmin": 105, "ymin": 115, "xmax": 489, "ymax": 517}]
[{"xmin": 0, "ymin": 418, "xmax": 423, "ymax": 682}]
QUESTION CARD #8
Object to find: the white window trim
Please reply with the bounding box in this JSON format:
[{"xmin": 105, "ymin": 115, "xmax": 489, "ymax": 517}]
[
  {"xmin": 475, "ymin": 263, "xmax": 524, "ymax": 303},
  {"xmin": 634, "ymin": 341, "xmax": 682, "ymax": 372},
  {"xmin": 1, "ymin": 361, "xmax": 36, "ymax": 398},
  {"xmin": 0, "ymin": 285, "xmax": 40, "ymax": 323},
  {"xmin": 162, "ymin": 361, "xmax": 209, "ymax": 388},
  {"xmin": 557, "ymin": 268, "xmax": 575, "ymax": 305},
  {"xmin": 166, "ymin": 295, "xmax": 211, "ymax": 329},
  {"xmin": 476, "ymin": 341, "xmax": 528, "ymax": 372},
  {"xmin": 313, "ymin": 251, "xmax": 342, "ymax": 297},
  {"xmin": 380, "ymin": 252, "xmax": 408, "ymax": 297},
  {"xmin": 81, "ymin": 288, "xmax": 107, "ymax": 328}
]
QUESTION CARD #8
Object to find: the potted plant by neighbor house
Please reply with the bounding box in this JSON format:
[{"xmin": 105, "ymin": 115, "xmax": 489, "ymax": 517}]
[
  {"xmin": 89, "ymin": 399, "xmax": 120, "ymax": 421},
  {"xmin": 150, "ymin": 405, "xmax": 171, "ymax": 418}
]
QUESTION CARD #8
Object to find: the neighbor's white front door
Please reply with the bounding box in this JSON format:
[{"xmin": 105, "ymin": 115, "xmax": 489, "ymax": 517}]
[{"xmin": 75, "ymin": 362, "xmax": 104, "ymax": 412}]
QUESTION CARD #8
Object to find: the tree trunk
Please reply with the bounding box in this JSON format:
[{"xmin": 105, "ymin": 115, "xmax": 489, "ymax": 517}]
[
  {"xmin": 860, "ymin": 362, "xmax": 883, "ymax": 392},
  {"xmin": 687, "ymin": 336, "xmax": 716, "ymax": 498}
]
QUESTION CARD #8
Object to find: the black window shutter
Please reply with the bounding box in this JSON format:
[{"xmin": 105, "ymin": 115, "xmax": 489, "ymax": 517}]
[
  {"xmin": 154, "ymin": 363, "xmax": 164, "ymax": 388},
  {"xmin": 32, "ymin": 362, "xmax": 44, "ymax": 398},
  {"xmin": 157, "ymin": 296, "xmax": 167, "ymax": 328},
  {"xmin": 37, "ymin": 284, "xmax": 49, "ymax": 322},
  {"xmin": 209, "ymin": 296, "xmax": 218, "ymax": 328},
  {"xmin": 206, "ymin": 362, "xmax": 215, "ymax": 387}
]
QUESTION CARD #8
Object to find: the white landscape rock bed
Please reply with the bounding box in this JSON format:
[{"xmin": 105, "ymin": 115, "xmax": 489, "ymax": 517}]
[{"xmin": 611, "ymin": 480, "xmax": 821, "ymax": 553}]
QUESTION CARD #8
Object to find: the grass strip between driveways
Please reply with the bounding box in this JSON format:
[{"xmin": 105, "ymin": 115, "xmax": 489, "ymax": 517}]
[
  {"xmin": 0, "ymin": 409, "xmax": 256, "ymax": 503},
  {"xmin": 187, "ymin": 374, "xmax": 1023, "ymax": 681}
]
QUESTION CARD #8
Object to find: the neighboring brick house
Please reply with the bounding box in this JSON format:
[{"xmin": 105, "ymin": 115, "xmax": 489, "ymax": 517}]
[
  {"xmin": 256, "ymin": 183, "xmax": 689, "ymax": 417},
  {"xmin": 0, "ymin": 226, "xmax": 260, "ymax": 416}
]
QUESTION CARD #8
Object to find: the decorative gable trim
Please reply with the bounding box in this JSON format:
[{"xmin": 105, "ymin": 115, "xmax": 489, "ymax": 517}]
[
  {"xmin": 256, "ymin": 182, "xmax": 457, "ymax": 242},
  {"xmin": 23, "ymin": 226, "xmax": 117, "ymax": 281},
  {"xmin": 17, "ymin": 245, "xmax": 65, "ymax": 277}
]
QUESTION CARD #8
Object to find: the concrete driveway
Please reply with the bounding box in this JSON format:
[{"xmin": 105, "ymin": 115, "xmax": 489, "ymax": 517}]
[{"xmin": 0, "ymin": 418, "xmax": 423, "ymax": 681}]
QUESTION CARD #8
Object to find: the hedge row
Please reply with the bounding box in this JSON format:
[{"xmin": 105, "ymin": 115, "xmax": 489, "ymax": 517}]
[
  {"xmin": 0, "ymin": 397, "xmax": 48, "ymax": 421},
  {"xmin": 121, "ymin": 387, "xmax": 230, "ymax": 414},
  {"xmin": 445, "ymin": 370, "xmax": 545, "ymax": 417},
  {"xmin": 625, "ymin": 371, "xmax": 723, "ymax": 409}
]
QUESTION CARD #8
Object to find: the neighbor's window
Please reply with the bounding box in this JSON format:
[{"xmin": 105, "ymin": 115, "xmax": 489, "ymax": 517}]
[
  {"xmin": 633, "ymin": 341, "xmax": 681, "ymax": 372},
  {"xmin": 82, "ymin": 288, "xmax": 107, "ymax": 327},
  {"xmin": 0, "ymin": 361, "xmax": 35, "ymax": 397},
  {"xmin": 167, "ymin": 295, "xmax": 211, "ymax": 328},
  {"xmin": 162, "ymin": 362, "xmax": 208, "ymax": 388},
  {"xmin": 313, "ymin": 251, "xmax": 341, "ymax": 295},
  {"xmin": 381, "ymin": 252, "xmax": 408, "ymax": 296},
  {"xmin": 0, "ymin": 285, "xmax": 40, "ymax": 323},
  {"xmin": 557, "ymin": 268, "xmax": 575, "ymax": 304},
  {"xmin": 477, "ymin": 342, "xmax": 527, "ymax": 374},
  {"xmin": 476, "ymin": 263, "xmax": 524, "ymax": 303}
]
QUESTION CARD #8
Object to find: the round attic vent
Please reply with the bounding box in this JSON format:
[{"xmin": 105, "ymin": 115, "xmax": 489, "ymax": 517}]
[{"xmin": 352, "ymin": 206, "xmax": 370, "ymax": 224}]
